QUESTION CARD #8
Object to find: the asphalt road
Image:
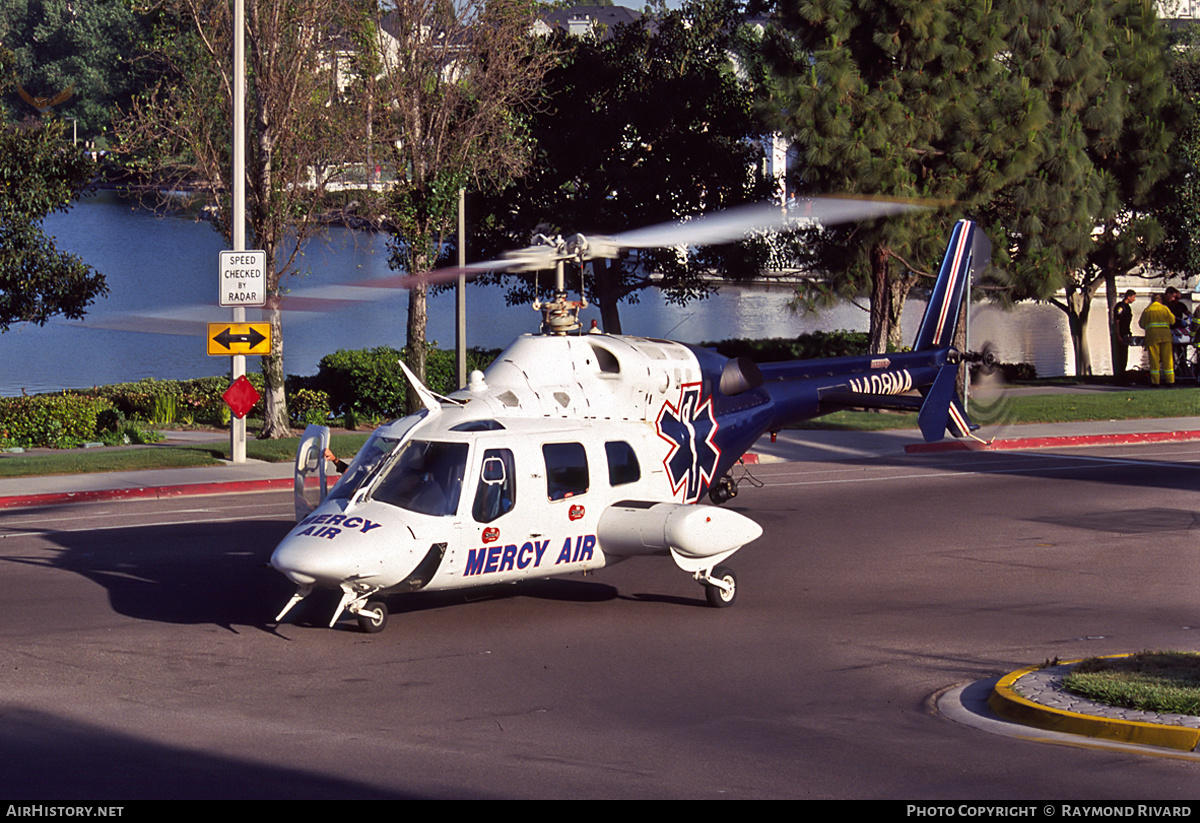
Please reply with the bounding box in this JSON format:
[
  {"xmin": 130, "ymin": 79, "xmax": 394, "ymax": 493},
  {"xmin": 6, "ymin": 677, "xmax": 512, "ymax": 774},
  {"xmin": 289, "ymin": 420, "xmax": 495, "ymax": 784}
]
[{"xmin": 2, "ymin": 441, "xmax": 1199, "ymax": 799}]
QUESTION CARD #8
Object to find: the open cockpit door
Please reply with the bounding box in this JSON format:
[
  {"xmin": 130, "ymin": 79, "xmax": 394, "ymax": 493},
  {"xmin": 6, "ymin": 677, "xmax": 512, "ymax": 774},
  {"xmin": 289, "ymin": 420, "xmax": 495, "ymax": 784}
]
[{"xmin": 294, "ymin": 424, "xmax": 330, "ymax": 520}]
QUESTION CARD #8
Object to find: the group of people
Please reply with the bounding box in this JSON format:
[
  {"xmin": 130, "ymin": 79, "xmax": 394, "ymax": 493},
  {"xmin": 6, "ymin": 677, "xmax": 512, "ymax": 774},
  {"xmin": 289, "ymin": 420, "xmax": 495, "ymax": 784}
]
[{"xmin": 1112, "ymin": 287, "xmax": 1196, "ymax": 386}]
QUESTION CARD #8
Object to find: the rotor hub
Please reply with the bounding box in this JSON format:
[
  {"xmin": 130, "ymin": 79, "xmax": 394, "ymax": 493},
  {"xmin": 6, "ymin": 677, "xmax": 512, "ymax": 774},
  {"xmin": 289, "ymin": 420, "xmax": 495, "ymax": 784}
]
[{"xmin": 534, "ymin": 290, "xmax": 588, "ymax": 336}]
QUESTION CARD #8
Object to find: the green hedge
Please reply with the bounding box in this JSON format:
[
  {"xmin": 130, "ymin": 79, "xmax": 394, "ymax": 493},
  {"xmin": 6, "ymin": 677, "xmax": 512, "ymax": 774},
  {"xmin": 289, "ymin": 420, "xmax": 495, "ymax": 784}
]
[
  {"xmin": 293, "ymin": 345, "xmax": 500, "ymax": 421},
  {"xmin": 77, "ymin": 375, "xmax": 254, "ymax": 424},
  {"xmin": 0, "ymin": 393, "xmax": 115, "ymax": 449},
  {"xmin": 702, "ymin": 330, "xmax": 873, "ymax": 361},
  {"xmin": 0, "ymin": 345, "xmax": 503, "ymax": 448}
]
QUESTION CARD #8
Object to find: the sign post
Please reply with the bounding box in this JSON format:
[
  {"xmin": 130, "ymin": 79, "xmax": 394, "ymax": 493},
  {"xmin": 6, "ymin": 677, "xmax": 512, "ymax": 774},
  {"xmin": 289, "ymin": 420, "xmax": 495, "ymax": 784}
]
[{"xmin": 231, "ymin": 0, "xmax": 248, "ymax": 464}]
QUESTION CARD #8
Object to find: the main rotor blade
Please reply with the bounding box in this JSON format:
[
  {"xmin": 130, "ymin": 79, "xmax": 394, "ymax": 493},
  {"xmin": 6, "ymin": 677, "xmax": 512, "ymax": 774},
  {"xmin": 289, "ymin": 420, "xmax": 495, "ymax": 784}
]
[
  {"xmin": 365, "ymin": 195, "xmax": 934, "ymax": 287},
  {"xmin": 56, "ymin": 196, "xmax": 937, "ymax": 334},
  {"xmin": 347, "ymin": 256, "xmax": 517, "ymax": 291},
  {"xmin": 606, "ymin": 196, "xmax": 931, "ymax": 252}
]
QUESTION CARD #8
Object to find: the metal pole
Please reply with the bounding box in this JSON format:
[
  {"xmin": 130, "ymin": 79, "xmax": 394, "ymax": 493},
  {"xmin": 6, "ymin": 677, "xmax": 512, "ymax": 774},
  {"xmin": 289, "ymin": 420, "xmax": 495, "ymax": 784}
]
[
  {"xmin": 456, "ymin": 187, "xmax": 466, "ymax": 388},
  {"xmin": 230, "ymin": 0, "xmax": 247, "ymax": 464}
]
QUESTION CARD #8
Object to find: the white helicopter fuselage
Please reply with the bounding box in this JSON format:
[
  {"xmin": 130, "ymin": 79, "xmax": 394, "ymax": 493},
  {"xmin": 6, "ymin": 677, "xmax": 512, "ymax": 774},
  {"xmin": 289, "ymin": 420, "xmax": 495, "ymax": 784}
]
[
  {"xmin": 270, "ymin": 332, "xmax": 762, "ymax": 630},
  {"xmin": 269, "ymin": 217, "xmax": 988, "ymax": 632}
]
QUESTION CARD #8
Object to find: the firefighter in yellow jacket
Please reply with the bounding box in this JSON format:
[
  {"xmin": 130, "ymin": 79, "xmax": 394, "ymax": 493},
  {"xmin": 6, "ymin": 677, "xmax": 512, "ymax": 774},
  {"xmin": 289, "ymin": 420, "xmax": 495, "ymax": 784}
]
[{"xmin": 1139, "ymin": 293, "xmax": 1175, "ymax": 385}]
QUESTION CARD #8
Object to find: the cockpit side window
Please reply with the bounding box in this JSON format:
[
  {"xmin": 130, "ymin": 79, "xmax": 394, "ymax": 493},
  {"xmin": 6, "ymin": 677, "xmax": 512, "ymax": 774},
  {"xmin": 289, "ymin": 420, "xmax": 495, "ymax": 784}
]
[
  {"xmin": 605, "ymin": 441, "xmax": 640, "ymax": 486},
  {"xmin": 472, "ymin": 448, "xmax": 516, "ymax": 523},
  {"xmin": 543, "ymin": 442, "xmax": 589, "ymax": 501},
  {"xmin": 371, "ymin": 440, "xmax": 469, "ymax": 516}
]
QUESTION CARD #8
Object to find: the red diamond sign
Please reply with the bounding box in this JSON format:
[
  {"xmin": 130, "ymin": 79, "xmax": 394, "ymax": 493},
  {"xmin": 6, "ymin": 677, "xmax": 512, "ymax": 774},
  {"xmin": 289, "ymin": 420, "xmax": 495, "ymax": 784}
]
[{"xmin": 222, "ymin": 375, "xmax": 261, "ymax": 419}]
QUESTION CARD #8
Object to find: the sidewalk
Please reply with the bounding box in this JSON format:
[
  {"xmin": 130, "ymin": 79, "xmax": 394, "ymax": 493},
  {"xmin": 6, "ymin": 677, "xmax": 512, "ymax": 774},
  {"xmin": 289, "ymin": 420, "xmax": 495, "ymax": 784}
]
[
  {"xmin": 4, "ymin": 414, "xmax": 1200, "ymax": 510},
  {"xmin": 0, "ymin": 431, "xmax": 297, "ymax": 510}
]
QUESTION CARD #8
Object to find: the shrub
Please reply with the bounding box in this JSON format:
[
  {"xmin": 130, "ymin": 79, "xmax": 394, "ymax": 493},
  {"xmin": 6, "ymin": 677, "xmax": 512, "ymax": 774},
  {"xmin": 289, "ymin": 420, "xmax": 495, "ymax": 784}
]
[
  {"xmin": 702, "ymin": 330, "xmax": 872, "ymax": 361},
  {"xmin": 76, "ymin": 375, "xmax": 268, "ymax": 425},
  {"xmin": 289, "ymin": 387, "xmax": 331, "ymax": 426},
  {"xmin": 78, "ymin": 376, "xmax": 230, "ymax": 423},
  {"xmin": 0, "ymin": 393, "xmax": 115, "ymax": 448},
  {"xmin": 308, "ymin": 346, "xmax": 408, "ymax": 420},
  {"xmin": 299, "ymin": 345, "xmax": 500, "ymax": 421},
  {"xmin": 151, "ymin": 392, "xmax": 178, "ymax": 425}
]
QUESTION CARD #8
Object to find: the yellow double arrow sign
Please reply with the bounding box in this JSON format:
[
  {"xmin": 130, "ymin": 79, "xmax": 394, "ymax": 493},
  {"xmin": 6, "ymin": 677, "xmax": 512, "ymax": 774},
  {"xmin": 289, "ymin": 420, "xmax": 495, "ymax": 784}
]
[{"xmin": 207, "ymin": 323, "xmax": 272, "ymax": 356}]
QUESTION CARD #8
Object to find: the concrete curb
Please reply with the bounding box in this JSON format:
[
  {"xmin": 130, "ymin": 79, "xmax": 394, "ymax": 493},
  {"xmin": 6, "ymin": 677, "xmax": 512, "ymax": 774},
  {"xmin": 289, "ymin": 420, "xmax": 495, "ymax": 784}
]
[
  {"xmin": 739, "ymin": 452, "xmax": 780, "ymax": 465},
  {"xmin": 987, "ymin": 661, "xmax": 1200, "ymax": 752},
  {"xmin": 906, "ymin": 429, "xmax": 1200, "ymax": 454}
]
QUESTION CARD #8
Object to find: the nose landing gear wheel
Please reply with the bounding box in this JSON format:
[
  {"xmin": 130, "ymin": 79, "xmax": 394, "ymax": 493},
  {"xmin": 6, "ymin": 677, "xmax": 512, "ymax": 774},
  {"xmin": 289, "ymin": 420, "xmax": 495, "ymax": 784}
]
[
  {"xmin": 355, "ymin": 600, "xmax": 388, "ymax": 633},
  {"xmin": 704, "ymin": 565, "xmax": 737, "ymax": 608}
]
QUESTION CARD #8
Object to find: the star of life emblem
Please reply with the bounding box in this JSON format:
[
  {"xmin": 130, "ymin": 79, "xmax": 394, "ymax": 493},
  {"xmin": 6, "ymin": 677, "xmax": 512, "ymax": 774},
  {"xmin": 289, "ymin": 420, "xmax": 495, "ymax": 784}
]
[{"xmin": 655, "ymin": 383, "xmax": 721, "ymax": 504}]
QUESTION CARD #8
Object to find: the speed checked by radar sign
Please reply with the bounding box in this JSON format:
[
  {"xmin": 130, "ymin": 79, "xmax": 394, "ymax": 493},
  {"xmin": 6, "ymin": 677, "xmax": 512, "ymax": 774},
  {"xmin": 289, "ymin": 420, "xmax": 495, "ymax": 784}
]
[{"xmin": 219, "ymin": 250, "xmax": 267, "ymax": 307}]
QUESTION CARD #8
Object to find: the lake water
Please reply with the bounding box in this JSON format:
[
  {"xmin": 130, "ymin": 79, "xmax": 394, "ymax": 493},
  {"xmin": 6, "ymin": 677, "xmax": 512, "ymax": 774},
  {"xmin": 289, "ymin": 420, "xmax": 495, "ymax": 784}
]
[{"xmin": 1, "ymin": 190, "xmax": 1114, "ymax": 396}]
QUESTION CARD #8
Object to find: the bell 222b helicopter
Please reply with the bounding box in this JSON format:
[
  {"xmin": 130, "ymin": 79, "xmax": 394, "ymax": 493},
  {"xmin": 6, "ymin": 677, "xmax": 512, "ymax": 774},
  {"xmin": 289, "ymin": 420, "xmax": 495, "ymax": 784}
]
[{"xmin": 270, "ymin": 202, "xmax": 991, "ymax": 633}]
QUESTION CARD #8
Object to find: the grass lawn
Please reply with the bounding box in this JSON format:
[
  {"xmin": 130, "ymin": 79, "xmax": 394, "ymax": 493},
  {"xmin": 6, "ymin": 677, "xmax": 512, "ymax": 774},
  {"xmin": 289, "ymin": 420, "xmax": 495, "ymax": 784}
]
[
  {"xmin": 1063, "ymin": 652, "xmax": 1200, "ymax": 716},
  {"xmin": 0, "ymin": 433, "xmax": 372, "ymax": 479},
  {"xmin": 798, "ymin": 384, "xmax": 1200, "ymax": 431}
]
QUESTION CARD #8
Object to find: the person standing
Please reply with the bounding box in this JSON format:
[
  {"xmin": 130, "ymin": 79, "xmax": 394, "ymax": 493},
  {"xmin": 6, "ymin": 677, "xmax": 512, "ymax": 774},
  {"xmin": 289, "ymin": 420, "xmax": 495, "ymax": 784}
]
[
  {"xmin": 1112, "ymin": 289, "xmax": 1136, "ymax": 384},
  {"xmin": 1139, "ymin": 293, "xmax": 1175, "ymax": 385},
  {"xmin": 1165, "ymin": 287, "xmax": 1189, "ymax": 331}
]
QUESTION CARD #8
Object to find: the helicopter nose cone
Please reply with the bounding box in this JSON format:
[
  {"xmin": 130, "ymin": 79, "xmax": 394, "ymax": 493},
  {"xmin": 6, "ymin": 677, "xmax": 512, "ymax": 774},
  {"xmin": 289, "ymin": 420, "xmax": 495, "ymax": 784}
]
[{"xmin": 271, "ymin": 539, "xmax": 350, "ymax": 587}]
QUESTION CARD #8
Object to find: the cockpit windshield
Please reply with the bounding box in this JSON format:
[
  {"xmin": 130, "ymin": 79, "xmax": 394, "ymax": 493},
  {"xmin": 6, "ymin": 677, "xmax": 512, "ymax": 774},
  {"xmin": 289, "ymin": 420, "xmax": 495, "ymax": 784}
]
[
  {"xmin": 326, "ymin": 411, "xmax": 429, "ymax": 502},
  {"xmin": 327, "ymin": 433, "xmax": 402, "ymax": 501},
  {"xmin": 370, "ymin": 440, "xmax": 469, "ymax": 517}
]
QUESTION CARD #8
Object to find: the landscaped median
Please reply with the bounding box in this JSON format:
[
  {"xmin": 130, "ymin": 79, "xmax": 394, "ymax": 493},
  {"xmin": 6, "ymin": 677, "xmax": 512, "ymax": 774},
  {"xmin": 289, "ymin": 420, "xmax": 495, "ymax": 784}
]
[{"xmin": 988, "ymin": 657, "xmax": 1200, "ymax": 752}]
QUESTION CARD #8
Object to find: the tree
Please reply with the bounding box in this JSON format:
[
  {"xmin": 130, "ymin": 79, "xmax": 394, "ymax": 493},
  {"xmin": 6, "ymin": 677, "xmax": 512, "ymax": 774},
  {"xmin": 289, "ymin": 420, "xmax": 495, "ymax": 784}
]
[
  {"xmin": 1144, "ymin": 23, "xmax": 1200, "ymax": 319},
  {"xmin": 981, "ymin": 0, "xmax": 1182, "ymax": 377},
  {"xmin": 757, "ymin": 0, "xmax": 1045, "ymax": 354},
  {"xmin": 367, "ymin": 0, "xmax": 553, "ymax": 408},
  {"xmin": 119, "ymin": 0, "xmax": 360, "ymax": 436},
  {"xmin": 2, "ymin": 0, "xmax": 160, "ymax": 146},
  {"xmin": 0, "ymin": 48, "xmax": 106, "ymax": 333},
  {"xmin": 473, "ymin": 0, "xmax": 776, "ymax": 335}
]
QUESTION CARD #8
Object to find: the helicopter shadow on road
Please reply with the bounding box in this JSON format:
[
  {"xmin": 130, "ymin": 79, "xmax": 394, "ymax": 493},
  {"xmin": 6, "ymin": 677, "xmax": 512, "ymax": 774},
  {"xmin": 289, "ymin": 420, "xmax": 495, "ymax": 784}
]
[
  {"xmin": 8, "ymin": 511, "xmax": 642, "ymax": 632},
  {"xmin": 6, "ymin": 513, "xmax": 298, "ymax": 631}
]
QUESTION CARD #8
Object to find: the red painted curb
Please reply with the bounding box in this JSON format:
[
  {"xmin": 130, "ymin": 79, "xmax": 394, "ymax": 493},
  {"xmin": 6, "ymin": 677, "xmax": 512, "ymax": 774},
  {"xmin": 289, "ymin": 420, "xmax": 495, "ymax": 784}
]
[
  {"xmin": 0, "ymin": 477, "xmax": 295, "ymax": 510},
  {"xmin": 905, "ymin": 429, "xmax": 1200, "ymax": 454}
]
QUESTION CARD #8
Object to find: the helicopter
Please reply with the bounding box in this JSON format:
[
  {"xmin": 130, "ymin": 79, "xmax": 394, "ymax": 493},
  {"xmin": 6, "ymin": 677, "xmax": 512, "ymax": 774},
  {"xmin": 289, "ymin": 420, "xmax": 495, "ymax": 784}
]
[{"xmin": 269, "ymin": 205, "xmax": 991, "ymax": 633}]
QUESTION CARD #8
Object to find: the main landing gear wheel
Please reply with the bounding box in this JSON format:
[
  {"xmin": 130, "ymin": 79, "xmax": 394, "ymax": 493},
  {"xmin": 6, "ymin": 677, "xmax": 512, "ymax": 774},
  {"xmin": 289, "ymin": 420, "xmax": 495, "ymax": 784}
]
[
  {"xmin": 704, "ymin": 565, "xmax": 737, "ymax": 608},
  {"xmin": 355, "ymin": 600, "xmax": 388, "ymax": 634}
]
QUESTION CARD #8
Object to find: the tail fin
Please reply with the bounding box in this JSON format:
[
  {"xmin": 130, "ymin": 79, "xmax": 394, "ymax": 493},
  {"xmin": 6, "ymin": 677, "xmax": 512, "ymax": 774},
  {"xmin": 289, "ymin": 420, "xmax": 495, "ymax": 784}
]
[
  {"xmin": 914, "ymin": 220, "xmax": 990, "ymax": 442},
  {"xmin": 912, "ymin": 220, "xmax": 988, "ymax": 352}
]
